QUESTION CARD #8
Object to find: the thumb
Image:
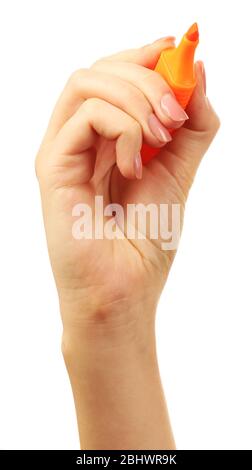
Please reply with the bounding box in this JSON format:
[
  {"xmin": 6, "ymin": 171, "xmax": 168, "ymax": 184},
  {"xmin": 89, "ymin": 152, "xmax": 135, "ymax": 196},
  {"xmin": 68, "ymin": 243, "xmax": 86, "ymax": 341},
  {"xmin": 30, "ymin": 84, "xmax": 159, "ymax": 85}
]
[
  {"xmin": 186, "ymin": 61, "xmax": 220, "ymax": 134},
  {"xmin": 99, "ymin": 36, "xmax": 176, "ymax": 69},
  {"xmin": 157, "ymin": 61, "xmax": 220, "ymax": 197}
]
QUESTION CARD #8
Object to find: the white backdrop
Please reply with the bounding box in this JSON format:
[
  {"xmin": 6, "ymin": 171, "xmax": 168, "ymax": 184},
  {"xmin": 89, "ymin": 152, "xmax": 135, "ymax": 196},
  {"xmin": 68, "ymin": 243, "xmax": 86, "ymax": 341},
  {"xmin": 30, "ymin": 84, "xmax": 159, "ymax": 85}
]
[{"xmin": 0, "ymin": 0, "xmax": 251, "ymax": 450}]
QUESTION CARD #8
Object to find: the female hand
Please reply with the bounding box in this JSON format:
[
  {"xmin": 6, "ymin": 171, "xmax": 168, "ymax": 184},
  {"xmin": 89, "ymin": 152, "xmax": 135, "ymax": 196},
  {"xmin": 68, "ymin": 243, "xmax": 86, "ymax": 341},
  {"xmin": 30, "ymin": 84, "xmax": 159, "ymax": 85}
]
[
  {"xmin": 36, "ymin": 37, "xmax": 219, "ymax": 333},
  {"xmin": 36, "ymin": 36, "xmax": 220, "ymax": 449}
]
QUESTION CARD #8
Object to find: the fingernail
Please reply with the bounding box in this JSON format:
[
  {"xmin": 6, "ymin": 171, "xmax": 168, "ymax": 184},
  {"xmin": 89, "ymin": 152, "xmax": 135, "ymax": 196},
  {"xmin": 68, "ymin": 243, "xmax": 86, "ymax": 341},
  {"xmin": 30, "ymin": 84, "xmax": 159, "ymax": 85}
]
[
  {"xmin": 199, "ymin": 61, "xmax": 206, "ymax": 95},
  {"xmin": 154, "ymin": 36, "xmax": 175, "ymax": 44},
  {"xmin": 160, "ymin": 93, "xmax": 189, "ymax": 121},
  {"xmin": 148, "ymin": 114, "xmax": 172, "ymax": 143},
  {"xmin": 134, "ymin": 152, "xmax": 142, "ymax": 179}
]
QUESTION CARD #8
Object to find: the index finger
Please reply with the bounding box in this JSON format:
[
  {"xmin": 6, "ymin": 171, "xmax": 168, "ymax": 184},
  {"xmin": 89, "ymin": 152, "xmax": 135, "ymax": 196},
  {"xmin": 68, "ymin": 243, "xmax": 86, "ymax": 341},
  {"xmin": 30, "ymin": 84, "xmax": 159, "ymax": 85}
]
[{"xmin": 93, "ymin": 36, "xmax": 175, "ymax": 69}]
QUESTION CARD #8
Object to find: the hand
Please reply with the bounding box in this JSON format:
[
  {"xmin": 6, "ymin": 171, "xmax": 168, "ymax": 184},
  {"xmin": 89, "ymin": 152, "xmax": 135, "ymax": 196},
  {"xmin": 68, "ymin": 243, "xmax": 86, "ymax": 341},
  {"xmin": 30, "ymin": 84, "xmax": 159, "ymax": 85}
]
[
  {"xmin": 36, "ymin": 37, "xmax": 219, "ymax": 337},
  {"xmin": 36, "ymin": 37, "xmax": 220, "ymax": 450}
]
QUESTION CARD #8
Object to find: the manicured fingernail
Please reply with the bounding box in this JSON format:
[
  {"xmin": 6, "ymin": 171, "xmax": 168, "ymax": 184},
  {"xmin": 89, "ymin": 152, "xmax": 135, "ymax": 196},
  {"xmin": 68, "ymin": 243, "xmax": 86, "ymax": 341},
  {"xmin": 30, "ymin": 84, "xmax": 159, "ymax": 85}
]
[
  {"xmin": 160, "ymin": 93, "xmax": 189, "ymax": 121},
  {"xmin": 154, "ymin": 36, "xmax": 175, "ymax": 44},
  {"xmin": 148, "ymin": 114, "xmax": 172, "ymax": 143},
  {"xmin": 199, "ymin": 61, "xmax": 207, "ymax": 95},
  {"xmin": 134, "ymin": 152, "xmax": 142, "ymax": 179}
]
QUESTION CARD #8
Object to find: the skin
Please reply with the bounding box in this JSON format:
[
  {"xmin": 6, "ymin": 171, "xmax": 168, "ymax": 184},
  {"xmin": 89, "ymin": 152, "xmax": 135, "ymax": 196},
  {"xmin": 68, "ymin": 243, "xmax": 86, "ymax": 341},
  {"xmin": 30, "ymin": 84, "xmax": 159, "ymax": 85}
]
[{"xmin": 36, "ymin": 36, "xmax": 220, "ymax": 450}]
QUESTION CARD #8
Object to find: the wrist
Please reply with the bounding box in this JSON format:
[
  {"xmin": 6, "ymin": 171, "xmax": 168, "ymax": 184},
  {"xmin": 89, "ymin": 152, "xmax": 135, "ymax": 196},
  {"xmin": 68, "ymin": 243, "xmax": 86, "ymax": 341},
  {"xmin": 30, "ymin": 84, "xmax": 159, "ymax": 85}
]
[
  {"xmin": 60, "ymin": 301, "xmax": 158, "ymax": 377},
  {"xmin": 60, "ymin": 293, "xmax": 158, "ymax": 350},
  {"xmin": 62, "ymin": 315, "xmax": 157, "ymax": 372}
]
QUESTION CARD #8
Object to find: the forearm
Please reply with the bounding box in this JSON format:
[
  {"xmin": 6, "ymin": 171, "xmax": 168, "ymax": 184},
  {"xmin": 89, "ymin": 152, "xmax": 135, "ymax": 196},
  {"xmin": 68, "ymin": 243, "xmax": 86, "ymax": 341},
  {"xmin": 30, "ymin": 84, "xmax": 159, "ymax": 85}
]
[{"xmin": 62, "ymin": 315, "xmax": 175, "ymax": 450}]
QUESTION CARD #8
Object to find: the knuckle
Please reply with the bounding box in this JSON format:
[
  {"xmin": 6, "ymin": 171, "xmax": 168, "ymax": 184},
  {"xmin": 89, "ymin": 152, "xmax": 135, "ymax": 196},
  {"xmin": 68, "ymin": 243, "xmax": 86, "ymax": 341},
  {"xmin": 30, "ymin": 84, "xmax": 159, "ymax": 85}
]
[
  {"xmin": 89, "ymin": 58, "xmax": 106, "ymax": 70},
  {"xmin": 140, "ymin": 68, "xmax": 157, "ymax": 85},
  {"xmin": 140, "ymin": 68, "xmax": 173, "ymax": 99},
  {"xmin": 68, "ymin": 68, "xmax": 88, "ymax": 88},
  {"xmin": 124, "ymin": 84, "xmax": 151, "ymax": 114},
  {"xmin": 142, "ymin": 67, "xmax": 162, "ymax": 83},
  {"xmin": 82, "ymin": 97, "xmax": 101, "ymax": 113},
  {"xmin": 140, "ymin": 44, "xmax": 150, "ymax": 56},
  {"xmin": 127, "ymin": 119, "xmax": 142, "ymax": 136},
  {"xmin": 80, "ymin": 97, "xmax": 106, "ymax": 120},
  {"xmin": 124, "ymin": 120, "xmax": 142, "ymax": 146}
]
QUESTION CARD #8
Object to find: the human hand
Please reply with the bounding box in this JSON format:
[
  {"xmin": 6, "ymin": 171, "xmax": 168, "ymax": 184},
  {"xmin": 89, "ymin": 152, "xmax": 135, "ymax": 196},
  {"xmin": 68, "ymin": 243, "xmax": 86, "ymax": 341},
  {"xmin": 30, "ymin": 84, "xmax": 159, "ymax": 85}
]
[
  {"xmin": 36, "ymin": 35, "xmax": 220, "ymax": 450},
  {"xmin": 36, "ymin": 36, "xmax": 219, "ymax": 336}
]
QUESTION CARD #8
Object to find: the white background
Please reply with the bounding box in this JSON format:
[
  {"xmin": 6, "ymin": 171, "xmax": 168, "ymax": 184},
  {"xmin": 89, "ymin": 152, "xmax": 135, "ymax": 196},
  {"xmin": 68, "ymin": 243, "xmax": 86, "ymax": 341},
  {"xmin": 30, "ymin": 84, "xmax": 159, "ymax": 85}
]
[{"xmin": 0, "ymin": 0, "xmax": 251, "ymax": 450}]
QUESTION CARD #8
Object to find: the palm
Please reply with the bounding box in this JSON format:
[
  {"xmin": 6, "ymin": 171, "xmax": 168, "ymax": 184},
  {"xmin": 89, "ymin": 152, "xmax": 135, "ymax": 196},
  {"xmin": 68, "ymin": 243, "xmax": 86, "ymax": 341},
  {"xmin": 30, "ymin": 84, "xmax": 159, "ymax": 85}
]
[{"xmin": 47, "ymin": 130, "xmax": 193, "ymax": 315}]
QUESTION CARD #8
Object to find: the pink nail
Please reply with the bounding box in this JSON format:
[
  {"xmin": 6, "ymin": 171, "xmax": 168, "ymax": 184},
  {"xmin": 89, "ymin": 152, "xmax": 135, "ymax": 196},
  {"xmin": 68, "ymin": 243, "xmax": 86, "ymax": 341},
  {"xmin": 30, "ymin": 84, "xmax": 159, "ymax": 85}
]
[
  {"xmin": 160, "ymin": 93, "xmax": 189, "ymax": 121},
  {"xmin": 134, "ymin": 152, "xmax": 142, "ymax": 179},
  {"xmin": 148, "ymin": 114, "xmax": 172, "ymax": 143}
]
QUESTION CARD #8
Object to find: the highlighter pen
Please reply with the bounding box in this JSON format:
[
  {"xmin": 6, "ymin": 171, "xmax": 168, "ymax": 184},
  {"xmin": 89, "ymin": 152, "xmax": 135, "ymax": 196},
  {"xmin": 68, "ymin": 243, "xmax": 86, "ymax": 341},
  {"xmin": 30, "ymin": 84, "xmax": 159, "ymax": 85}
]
[{"xmin": 141, "ymin": 23, "xmax": 199, "ymax": 164}]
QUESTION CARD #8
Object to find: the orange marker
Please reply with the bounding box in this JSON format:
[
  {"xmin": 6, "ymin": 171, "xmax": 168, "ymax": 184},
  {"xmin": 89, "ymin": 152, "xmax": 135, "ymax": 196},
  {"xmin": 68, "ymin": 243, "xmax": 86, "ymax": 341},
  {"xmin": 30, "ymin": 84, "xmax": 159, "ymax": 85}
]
[{"xmin": 141, "ymin": 23, "xmax": 199, "ymax": 164}]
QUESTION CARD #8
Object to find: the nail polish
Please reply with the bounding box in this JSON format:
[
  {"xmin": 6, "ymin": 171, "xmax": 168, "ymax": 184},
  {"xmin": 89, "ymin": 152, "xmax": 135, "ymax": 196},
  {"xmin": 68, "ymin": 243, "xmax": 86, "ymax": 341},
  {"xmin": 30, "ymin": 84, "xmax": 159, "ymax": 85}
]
[
  {"xmin": 134, "ymin": 152, "xmax": 142, "ymax": 179},
  {"xmin": 148, "ymin": 114, "xmax": 172, "ymax": 143},
  {"xmin": 160, "ymin": 93, "xmax": 189, "ymax": 121}
]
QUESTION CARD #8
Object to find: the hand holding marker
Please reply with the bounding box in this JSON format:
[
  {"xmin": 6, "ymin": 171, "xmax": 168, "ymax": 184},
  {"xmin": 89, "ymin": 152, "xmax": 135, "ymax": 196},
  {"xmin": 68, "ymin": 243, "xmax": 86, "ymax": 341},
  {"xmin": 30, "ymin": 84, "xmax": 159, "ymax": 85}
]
[
  {"xmin": 35, "ymin": 16, "xmax": 221, "ymax": 450},
  {"xmin": 141, "ymin": 23, "xmax": 199, "ymax": 164}
]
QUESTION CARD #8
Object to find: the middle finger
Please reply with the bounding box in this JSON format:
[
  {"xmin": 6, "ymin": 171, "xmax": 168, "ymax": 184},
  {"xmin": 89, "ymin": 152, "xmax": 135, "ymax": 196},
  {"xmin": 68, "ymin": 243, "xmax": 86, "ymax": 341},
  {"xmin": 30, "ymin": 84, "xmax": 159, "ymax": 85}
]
[{"xmin": 91, "ymin": 59, "xmax": 189, "ymax": 129}]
